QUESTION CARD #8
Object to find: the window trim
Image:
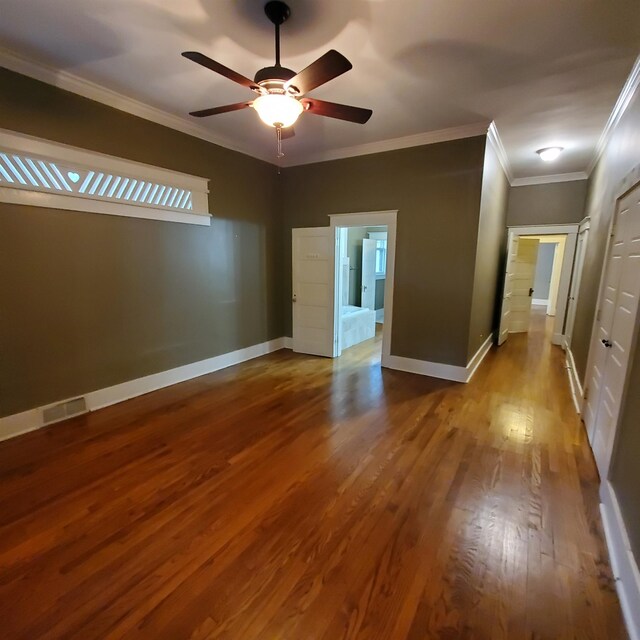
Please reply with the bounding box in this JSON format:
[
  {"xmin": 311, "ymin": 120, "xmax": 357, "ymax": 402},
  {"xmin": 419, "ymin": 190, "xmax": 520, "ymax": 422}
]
[{"xmin": 0, "ymin": 128, "xmax": 211, "ymax": 226}]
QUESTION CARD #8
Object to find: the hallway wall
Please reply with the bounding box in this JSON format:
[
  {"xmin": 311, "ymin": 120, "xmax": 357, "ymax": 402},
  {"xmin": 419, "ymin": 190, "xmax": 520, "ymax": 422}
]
[
  {"xmin": 506, "ymin": 180, "xmax": 588, "ymax": 226},
  {"xmin": 571, "ymin": 72, "xmax": 640, "ymax": 565}
]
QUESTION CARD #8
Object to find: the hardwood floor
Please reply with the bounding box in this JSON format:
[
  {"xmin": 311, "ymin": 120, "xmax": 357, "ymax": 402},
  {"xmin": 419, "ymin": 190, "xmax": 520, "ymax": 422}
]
[{"xmin": 0, "ymin": 312, "xmax": 627, "ymax": 639}]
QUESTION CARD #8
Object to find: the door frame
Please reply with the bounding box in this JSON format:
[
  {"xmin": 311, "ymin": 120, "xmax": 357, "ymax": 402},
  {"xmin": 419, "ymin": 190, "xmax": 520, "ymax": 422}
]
[
  {"xmin": 582, "ymin": 176, "xmax": 640, "ymax": 477},
  {"xmin": 329, "ymin": 210, "xmax": 398, "ymax": 366},
  {"xmin": 564, "ymin": 216, "xmax": 591, "ymax": 349},
  {"xmin": 505, "ymin": 224, "xmax": 579, "ymax": 345}
]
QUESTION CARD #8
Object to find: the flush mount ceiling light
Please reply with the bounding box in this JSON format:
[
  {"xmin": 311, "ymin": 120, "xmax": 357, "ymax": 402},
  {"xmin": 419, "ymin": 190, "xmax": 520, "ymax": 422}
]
[
  {"xmin": 536, "ymin": 146, "xmax": 564, "ymax": 162},
  {"xmin": 181, "ymin": 1, "xmax": 372, "ymax": 158}
]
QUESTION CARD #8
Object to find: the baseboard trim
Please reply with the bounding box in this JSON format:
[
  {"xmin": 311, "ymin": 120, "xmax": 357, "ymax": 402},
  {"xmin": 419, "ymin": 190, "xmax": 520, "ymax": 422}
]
[
  {"xmin": 0, "ymin": 337, "xmax": 287, "ymax": 442},
  {"xmin": 565, "ymin": 345, "xmax": 583, "ymax": 414},
  {"xmin": 385, "ymin": 334, "xmax": 493, "ymax": 383},
  {"xmin": 600, "ymin": 481, "xmax": 640, "ymax": 640},
  {"xmin": 532, "ymin": 298, "xmax": 549, "ymax": 306},
  {"xmin": 283, "ymin": 337, "xmax": 293, "ymax": 349}
]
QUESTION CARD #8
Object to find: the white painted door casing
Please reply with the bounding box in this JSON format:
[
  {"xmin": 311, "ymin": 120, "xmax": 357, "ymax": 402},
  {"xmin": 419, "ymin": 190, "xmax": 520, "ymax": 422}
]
[
  {"xmin": 292, "ymin": 227, "xmax": 335, "ymax": 357},
  {"xmin": 498, "ymin": 232, "xmax": 518, "ymax": 345}
]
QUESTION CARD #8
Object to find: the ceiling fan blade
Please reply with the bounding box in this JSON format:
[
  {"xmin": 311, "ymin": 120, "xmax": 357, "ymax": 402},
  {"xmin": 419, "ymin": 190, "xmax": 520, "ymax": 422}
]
[
  {"xmin": 182, "ymin": 51, "xmax": 260, "ymax": 92},
  {"xmin": 301, "ymin": 98, "xmax": 372, "ymax": 124},
  {"xmin": 189, "ymin": 102, "xmax": 252, "ymax": 118},
  {"xmin": 285, "ymin": 50, "xmax": 352, "ymax": 95},
  {"xmin": 280, "ymin": 126, "xmax": 295, "ymax": 139}
]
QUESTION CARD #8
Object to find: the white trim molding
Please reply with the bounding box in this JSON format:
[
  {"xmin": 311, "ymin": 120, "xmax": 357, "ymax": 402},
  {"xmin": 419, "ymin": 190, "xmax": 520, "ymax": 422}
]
[
  {"xmin": 0, "ymin": 128, "xmax": 211, "ymax": 225},
  {"xmin": 0, "ymin": 46, "xmax": 275, "ymax": 164},
  {"xmin": 385, "ymin": 334, "xmax": 493, "ymax": 384},
  {"xmin": 487, "ymin": 122, "xmax": 513, "ymax": 183},
  {"xmin": 600, "ymin": 481, "xmax": 640, "ymax": 640},
  {"xmin": 285, "ymin": 122, "xmax": 491, "ymax": 167},
  {"xmin": 0, "ymin": 337, "xmax": 287, "ymax": 442},
  {"xmin": 564, "ymin": 345, "xmax": 584, "ymax": 414},
  {"xmin": 588, "ymin": 54, "xmax": 640, "ymax": 176},
  {"xmin": 511, "ymin": 172, "xmax": 589, "ymax": 187}
]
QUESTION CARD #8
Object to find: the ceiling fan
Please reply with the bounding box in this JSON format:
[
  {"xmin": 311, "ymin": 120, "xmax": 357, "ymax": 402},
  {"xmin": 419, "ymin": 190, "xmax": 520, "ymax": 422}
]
[{"xmin": 182, "ymin": 0, "xmax": 372, "ymax": 146}]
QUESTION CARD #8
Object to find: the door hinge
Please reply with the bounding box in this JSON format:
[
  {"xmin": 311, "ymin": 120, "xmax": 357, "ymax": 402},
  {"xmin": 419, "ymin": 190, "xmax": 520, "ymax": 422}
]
[
  {"xmin": 583, "ymin": 387, "xmax": 589, "ymax": 401},
  {"xmin": 596, "ymin": 309, "xmax": 601, "ymax": 321}
]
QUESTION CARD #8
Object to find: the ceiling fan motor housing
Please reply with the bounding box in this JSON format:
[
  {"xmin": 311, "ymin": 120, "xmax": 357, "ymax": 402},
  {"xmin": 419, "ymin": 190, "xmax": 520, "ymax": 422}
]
[{"xmin": 254, "ymin": 65, "xmax": 296, "ymax": 87}]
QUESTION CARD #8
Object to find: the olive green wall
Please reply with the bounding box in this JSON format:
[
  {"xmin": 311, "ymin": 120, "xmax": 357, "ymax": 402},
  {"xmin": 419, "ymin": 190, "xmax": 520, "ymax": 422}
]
[
  {"xmin": 0, "ymin": 68, "xmax": 282, "ymax": 417},
  {"xmin": 506, "ymin": 180, "xmax": 588, "ymax": 226},
  {"xmin": 571, "ymin": 86, "xmax": 640, "ymax": 562},
  {"xmin": 467, "ymin": 140, "xmax": 509, "ymax": 359},
  {"xmin": 280, "ymin": 136, "xmax": 487, "ymax": 367}
]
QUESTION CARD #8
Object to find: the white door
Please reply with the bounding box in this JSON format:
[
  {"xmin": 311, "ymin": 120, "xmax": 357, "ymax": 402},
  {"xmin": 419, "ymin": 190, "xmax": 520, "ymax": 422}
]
[
  {"xmin": 584, "ymin": 185, "xmax": 640, "ymax": 476},
  {"xmin": 361, "ymin": 238, "xmax": 376, "ymax": 311},
  {"xmin": 292, "ymin": 227, "xmax": 335, "ymax": 357},
  {"xmin": 509, "ymin": 238, "xmax": 540, "ymax": 333},
  {"xmin": 498, "ymin": 232, "xmax": 518, "ymax": 345},
  {"xmin": 565, "ymin": 227, "xmax": 589, "ymax": 347}
]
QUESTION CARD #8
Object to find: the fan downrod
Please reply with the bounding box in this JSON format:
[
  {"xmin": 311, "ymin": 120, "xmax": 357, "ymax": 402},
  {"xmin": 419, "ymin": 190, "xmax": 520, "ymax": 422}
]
[{"xmin": 264, "ymin": 1, "xmax": 291, "ymax": 26}]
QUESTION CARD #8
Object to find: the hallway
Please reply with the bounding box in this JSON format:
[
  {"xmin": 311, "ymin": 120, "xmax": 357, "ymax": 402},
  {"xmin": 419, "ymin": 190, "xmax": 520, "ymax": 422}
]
[{"xmin": 0, "ymin": 312, "xmax": 626, "ymax": 638}]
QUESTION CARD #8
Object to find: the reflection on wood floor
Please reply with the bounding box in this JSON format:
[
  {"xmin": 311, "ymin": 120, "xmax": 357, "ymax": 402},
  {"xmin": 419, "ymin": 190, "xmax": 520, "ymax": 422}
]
[{"xmin": 0, "ymin": 310, "xmax": 626, "ymax": 639}]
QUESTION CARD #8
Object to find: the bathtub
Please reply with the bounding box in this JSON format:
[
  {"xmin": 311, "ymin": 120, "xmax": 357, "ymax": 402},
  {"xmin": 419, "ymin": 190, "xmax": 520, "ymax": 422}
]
[{"xmin": 341, "ymin": 305, "xmax": 376, "ymax": 350}]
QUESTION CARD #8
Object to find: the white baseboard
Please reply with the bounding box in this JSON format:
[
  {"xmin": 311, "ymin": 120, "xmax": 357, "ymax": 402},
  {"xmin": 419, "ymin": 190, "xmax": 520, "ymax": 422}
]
[
  {"xmin": 385, "ymin": 334, "xmax": 493, "ymax": 383},
  {"xmin": 375, "ymin": 308, "xmax": 384, "ymax": 323},
  {"xmin": 565, "ymin": 345, "xmax": 583, "ymax": 414},
  {"xmin": 283, "ymin": 337, "xmax": 293, "ymax": 349},
  {"xmin": 532, "ymin": 298, "xmax": 549, "ymax": 306},
  {"xmin": 600, "ymin": 481, "xmax": 640, "ymax": 640},
  {"xmin": 0, "ymin": 337, "xmax": 287, "ymax": 442}
]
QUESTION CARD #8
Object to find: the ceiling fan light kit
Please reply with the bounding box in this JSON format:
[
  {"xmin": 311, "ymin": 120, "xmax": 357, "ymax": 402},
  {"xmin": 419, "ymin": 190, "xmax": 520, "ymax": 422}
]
[{"xmin": 182, "ymin": 0, "xmax": 372, "ymax": 157}]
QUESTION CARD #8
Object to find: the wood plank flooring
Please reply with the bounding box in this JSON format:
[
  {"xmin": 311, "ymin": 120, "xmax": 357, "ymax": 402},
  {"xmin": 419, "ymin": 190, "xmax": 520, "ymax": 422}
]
[{"xmin": 0, "ymin": 313, "xmax": 627, "ymax": 639}]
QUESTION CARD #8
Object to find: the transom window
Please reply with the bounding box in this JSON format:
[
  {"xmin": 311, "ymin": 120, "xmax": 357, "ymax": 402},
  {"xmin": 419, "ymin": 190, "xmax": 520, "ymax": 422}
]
[{"xmin": 0, "ymin": 129, "xmax": 210, "ymax": 226}]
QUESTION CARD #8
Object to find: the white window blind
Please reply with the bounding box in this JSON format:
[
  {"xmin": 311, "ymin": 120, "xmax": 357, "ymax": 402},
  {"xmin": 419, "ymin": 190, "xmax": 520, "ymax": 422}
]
[{"xmin": 0, "ymin": 129, "xmax": 210, "ymax": 226}]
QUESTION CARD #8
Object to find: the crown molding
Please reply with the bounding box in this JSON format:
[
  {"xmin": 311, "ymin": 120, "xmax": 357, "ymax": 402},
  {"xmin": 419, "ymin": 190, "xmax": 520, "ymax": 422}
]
[
  {"xmin": 0, "ymin": 46, "xmax": 277, "ymax": 165},
  {"xmin": 587, "ymin": 54, "xmax": 640, "ymax": 176},
  {"xmin": 486, "ymin": 122, "xmax": 513, "ymax": 184},
  {"xmin": 1, "ymin": 47, "xmax": 499, "ymax": 170},
  {"xmin": 511, "ymin": 171, "xmax": 589, "ymax": 187},
  {"xmin": 281, "ymin": 121, "xmax": 491, "ymax": 167}
]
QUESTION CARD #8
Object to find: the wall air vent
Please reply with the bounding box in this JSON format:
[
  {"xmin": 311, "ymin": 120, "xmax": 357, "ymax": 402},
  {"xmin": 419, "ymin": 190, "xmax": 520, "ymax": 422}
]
[
  {"xmin": 42, "ymin": 397, "xmax": 88, "ymax": 425},
  {"xmin": 0, "ymin": 129, "xmax": 211, "ymax": 226}
]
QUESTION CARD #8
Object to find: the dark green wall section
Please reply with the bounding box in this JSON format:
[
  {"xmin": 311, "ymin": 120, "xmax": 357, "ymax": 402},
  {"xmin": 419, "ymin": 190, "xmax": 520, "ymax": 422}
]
[
  {"xmin": 0, "ymin": 68, "xmax": 282, "ymax": 416},
  {"xmin": 467, "ymin": 141, "xmax": 509, "ymax": 359},
  {"xmin": 280, "ymin": 136, "xmax": 486, "ymax": 367},
  {"xmin": 506, "ymin": 180, "xmax": 588, "ymax": 226}
]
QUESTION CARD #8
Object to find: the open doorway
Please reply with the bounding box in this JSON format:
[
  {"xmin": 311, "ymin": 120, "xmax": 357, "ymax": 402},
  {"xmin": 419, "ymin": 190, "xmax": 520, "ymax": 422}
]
[
  {"xmin": 335, "ymin": 225, "xmax": 388, "ymax": 360},
  {"xmin": 331, "ymin": 210, "xmax": 397, "ymax": 366},
  {"xmin": 526, "ymin": 234, "xmax": 567, "ymax": 325},
  {"xmin": 290, "ymin": 210, "xmax": 397, "ymax": 364},
  {"xmin": 498, "ymin": 224, "xmax": 579, "ymax": 347}
]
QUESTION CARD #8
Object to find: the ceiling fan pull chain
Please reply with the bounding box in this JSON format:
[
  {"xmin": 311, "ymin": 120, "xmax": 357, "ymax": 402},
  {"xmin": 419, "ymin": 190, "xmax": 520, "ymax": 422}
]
[{"xmin": 276, "ymin": 125, "xmax": 284, "ymax": 159}]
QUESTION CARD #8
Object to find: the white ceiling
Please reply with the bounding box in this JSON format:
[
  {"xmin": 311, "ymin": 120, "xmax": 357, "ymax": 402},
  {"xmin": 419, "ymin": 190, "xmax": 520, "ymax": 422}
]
[{"xmin": 0, "ymin": 0, "xmax": 638, "ymax": 178}]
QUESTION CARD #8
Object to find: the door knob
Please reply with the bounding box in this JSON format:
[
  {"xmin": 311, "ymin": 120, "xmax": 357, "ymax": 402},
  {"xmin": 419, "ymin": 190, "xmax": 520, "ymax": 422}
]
[
  {"xmin": 529, "ymin": 287, "xmax": 534, "ymax": 297},
  {"xmin": 363, "ymin": 285, "xmax": 367, "ymax": 291},
  {"xmin": 601, "ymin": 338, "xmax": 613, "ymax": 348},
  {"xmin": 292, "ymin": 294, "xmax": 297, "ymax": 303}
]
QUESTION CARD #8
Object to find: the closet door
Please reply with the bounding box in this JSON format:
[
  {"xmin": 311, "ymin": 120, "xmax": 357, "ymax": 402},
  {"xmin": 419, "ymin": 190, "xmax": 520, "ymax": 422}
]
[{"xmin": 585, "ymin": 184, "xmax": 640, "ymax": 476}]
